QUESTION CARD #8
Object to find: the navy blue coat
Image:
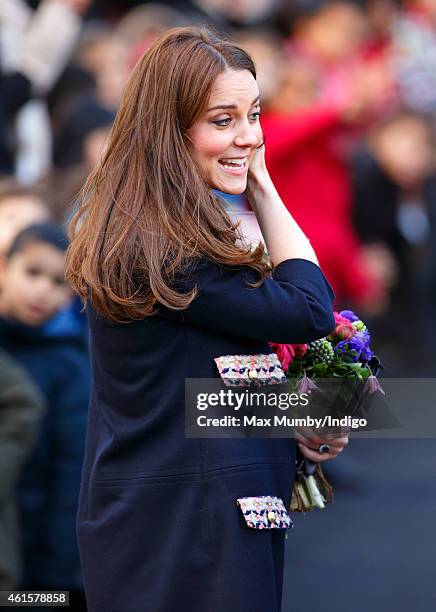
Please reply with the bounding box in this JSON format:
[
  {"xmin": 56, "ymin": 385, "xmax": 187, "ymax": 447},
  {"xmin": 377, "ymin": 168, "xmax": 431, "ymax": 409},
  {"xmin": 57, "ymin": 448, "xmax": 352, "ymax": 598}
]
[
  {"xmin": 0, "ymin": 316, "xmax": 91, "ymax": 589},
  {"xmin": 77, "ymin": 257, "xmax": 335, "ymax": 612}
]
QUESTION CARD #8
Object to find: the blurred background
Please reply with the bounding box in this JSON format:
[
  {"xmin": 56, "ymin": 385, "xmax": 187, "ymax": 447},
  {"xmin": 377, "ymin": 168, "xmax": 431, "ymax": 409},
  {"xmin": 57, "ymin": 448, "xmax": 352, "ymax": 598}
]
[{"xmin": 0, "ymin": 0, "xmax": 435, "ymax": 610}]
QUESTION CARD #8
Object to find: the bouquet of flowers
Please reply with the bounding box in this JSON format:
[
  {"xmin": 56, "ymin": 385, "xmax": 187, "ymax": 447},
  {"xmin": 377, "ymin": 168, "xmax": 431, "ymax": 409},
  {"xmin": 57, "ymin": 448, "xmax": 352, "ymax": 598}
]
[{"xmin": 270, "ymin": 309, "xmax": 383, "ymax": 512}]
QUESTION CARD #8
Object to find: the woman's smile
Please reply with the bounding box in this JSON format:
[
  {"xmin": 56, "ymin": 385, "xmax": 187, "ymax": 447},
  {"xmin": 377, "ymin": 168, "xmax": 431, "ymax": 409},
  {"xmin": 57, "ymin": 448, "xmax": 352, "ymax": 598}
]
[{"xmin": 217, "ymin": 156, "xmax": 248, "ymax": 174}]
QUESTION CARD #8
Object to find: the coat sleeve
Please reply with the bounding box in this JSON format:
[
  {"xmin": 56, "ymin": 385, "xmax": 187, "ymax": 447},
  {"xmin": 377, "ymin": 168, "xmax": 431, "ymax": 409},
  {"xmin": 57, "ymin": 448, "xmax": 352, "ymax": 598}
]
[{"xmin": 159, "ymin": 257, "xmax": 335, "ymax": 344}]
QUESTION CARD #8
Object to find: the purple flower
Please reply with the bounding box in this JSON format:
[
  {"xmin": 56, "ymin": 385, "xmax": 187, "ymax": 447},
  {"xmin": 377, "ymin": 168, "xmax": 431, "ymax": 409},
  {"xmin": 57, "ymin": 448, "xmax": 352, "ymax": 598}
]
[
  {"xmin": 360, "ymin": 344, "xmax": 373, "ymax": 360},
  {"xmin": 339, "ymin": 310, "xmax": 359, "ymax": 322},
  {"xmin": 335, "ymin": 339, "xmax": 361, "ymax": 361},
  {"xmin": 365, "ymin": 375, "xmax": 385, "ymax": 395},
  {"xmin": 335, "ymin": 329, "xmax": 374, "ymax": 361},
  {"xmin": 354, "ymin": 330, "xmax": 373, "ymax": 360},
  {"xmin": 297, "ymin": 376, "xmax": 320, "ymax": 394},
  {"xmin": 360, "ymin": 346, "xmax": 374, "ymax": 361},
  {"xmin": 335, "ymin": 332, "xmax": 366, "ymax": 360}
]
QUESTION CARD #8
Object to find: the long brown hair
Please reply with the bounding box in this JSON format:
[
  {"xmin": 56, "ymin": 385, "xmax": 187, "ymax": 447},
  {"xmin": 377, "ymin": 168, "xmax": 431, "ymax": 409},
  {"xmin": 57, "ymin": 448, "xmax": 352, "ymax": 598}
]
[{"xmin": 66, "ymin": 26, "xmax": 270, "ymax": 322}]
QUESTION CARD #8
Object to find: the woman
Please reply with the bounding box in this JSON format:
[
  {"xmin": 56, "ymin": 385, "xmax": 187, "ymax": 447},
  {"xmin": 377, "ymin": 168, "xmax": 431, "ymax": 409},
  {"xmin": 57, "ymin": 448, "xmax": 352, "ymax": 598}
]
[{"xmin": 66, "ymin": 26, "xmax": 348, "ymax": 612}]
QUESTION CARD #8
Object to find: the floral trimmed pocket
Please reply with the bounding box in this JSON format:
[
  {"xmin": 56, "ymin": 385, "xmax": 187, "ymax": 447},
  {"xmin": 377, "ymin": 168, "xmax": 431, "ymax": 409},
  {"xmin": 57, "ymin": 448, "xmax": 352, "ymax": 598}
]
[
  {"xmin": 214, "ymin": 353, "xmax": 287, "ymax": 387},
  {"xmin": 236, "ymin": 495, "xmax": 294, "ymax": 529}
]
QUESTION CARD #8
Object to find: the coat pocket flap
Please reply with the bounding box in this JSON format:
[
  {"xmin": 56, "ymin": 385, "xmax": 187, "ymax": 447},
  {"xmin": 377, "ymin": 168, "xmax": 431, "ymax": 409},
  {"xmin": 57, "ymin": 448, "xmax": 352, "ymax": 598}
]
[
  {"xmin": 214, "ymin": 353, "xmax": 287, "ymax": 387},
  {"xmin": 236, "ymin": 495, "xmax": 293, "ymax": 529}
]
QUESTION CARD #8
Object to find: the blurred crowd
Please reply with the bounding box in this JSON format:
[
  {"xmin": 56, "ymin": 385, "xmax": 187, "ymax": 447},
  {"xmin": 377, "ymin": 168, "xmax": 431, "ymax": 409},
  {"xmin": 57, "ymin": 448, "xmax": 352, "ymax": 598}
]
[{"xmin": 1, "ymin": 0, "xmax": 436, "ymax": 607}]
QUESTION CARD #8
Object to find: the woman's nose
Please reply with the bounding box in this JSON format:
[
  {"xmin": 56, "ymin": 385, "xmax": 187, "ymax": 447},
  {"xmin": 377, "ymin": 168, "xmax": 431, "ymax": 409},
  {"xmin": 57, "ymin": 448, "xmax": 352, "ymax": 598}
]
[{"xmin": 234, "ymin": 121, "xmax": 260, "ymax": 148}]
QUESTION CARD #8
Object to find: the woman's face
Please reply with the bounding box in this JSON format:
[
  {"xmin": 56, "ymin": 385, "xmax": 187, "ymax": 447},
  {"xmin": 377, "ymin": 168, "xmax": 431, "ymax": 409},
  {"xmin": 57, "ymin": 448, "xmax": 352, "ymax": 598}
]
[{"xmin": 187, "ymin": 68, "xmax": 262, "ymax": 194}]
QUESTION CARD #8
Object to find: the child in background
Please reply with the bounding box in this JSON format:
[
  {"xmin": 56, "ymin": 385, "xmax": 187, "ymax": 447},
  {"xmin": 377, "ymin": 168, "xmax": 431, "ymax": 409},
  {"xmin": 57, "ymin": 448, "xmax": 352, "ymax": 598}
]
[
  {"xmin": 0, "ymin": 180, "xmax": 88, "ymax": 340},
  {"xmin": 352, "ymin": 110, "xmax": 436, "ymax": 374},
  {"xmin": 0, "ymin": 223, "xmax": 91, "ymax": 601},
  {"xmin": 353, "ymin": 110, "xmax": 435, "ymax": 254},
  {"xmin": 285, "ymin": 0, "xmax": 368, "ymax": 68}
]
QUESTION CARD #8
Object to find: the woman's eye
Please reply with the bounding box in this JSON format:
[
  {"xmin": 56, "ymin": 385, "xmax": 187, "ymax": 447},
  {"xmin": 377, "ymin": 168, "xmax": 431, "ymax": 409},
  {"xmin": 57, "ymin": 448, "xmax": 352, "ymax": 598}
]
[
  {"xmin": 212, "ymin": 111, "xmax": 260, "ymax": 127},
  {"xmin": 212, "ymin": 118, "xmax": 231, "ymax": 127}
]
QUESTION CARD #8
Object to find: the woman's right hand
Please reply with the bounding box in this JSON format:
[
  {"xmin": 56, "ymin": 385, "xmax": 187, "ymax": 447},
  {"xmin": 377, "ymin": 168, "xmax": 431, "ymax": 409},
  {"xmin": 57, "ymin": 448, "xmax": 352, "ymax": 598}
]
[{"xmin": 244, "ymin": 139, "xmax": 272, "ymax": 205}]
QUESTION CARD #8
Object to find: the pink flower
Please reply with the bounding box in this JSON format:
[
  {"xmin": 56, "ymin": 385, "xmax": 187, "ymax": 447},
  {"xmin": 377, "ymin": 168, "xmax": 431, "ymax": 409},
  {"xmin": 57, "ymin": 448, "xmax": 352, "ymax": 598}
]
[
  {"xmin": 270, "ymin": 343, "xmax": 295, "ymax": 370},
  {"xmin": 331, "ymin": 312, "xmax": 356, "ymax": 341},
  {"xmin": 293, "ymin": 343, "xmax": 308, "ymax": 358},
  {"xmin": 334, "ymin": 323, "xmax": 355, "ymax": 340},
  {"xmin": 269, "ymin": 342, "xmax": 308, "ymax": 370},
  {"xmin": 334, "ymin": 311, "xmax": 354, "ymax": 327}
]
